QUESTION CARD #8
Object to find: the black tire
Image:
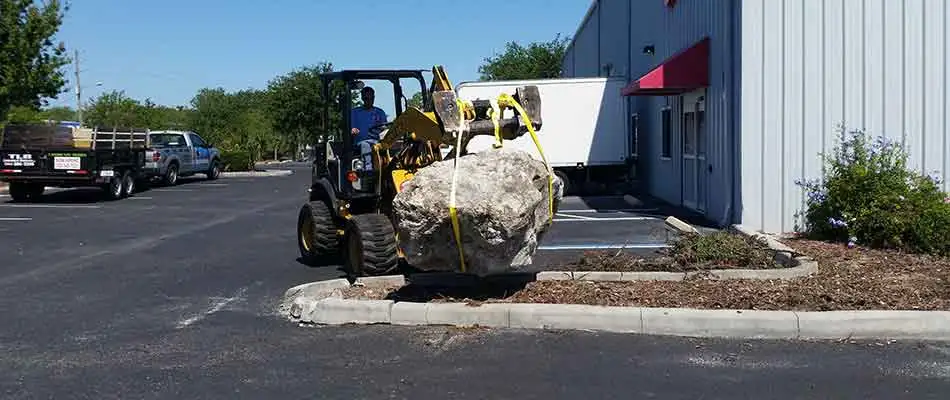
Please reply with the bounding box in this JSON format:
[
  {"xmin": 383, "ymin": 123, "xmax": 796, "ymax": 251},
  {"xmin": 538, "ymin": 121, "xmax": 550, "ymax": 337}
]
[
  {"xmin": 297, "ymin": 201, "xmax": 340, "ymax": 265},
  {"xmin": 103, "ymin": 172, "xmax": 124, "ymax": 200},
  {"xmin": 163, "ymin": 163, "xmax": 179, "ymax": 186},
  {"xmin": 121, "ymin": 171, "xmax": 135, "ymax": 197},
  {"xmin": 554, "ymin": 169, "xmax": 572, "ymax": 197},
  {"xmin": 206, "ymin": 159, "xmax": 221, "ymax": 180},
  {"xmin": 343, "ymin": 213, "xmax": 399, "ymax": 277},
  {"xmin": 8, "ymin": 182, "xmax": 43, "ymax": 202}
]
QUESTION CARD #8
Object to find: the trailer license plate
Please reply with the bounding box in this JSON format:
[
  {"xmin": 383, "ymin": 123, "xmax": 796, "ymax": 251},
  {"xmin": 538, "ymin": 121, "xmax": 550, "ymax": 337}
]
[{"xmin": 53, "ymin": 157, "xmax": 81, "ymax": 170}]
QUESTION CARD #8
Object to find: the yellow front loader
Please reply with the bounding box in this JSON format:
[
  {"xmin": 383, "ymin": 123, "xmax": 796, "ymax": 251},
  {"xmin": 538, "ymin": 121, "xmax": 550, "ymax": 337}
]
[{"xmin": 297, "ymin": 65, "xmax": 542, "ymax": 277}]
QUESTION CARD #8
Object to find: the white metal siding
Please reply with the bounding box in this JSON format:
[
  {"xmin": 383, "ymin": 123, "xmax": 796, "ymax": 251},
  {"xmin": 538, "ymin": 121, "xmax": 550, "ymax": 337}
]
[{"xmin": 740, "ymin": 0, "xmax": 950, "ymax": 234}]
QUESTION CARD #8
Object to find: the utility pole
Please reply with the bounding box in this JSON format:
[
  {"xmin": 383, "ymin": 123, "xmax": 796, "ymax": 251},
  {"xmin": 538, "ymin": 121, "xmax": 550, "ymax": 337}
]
[{"xmin": 74, "ymin": 49, "xmax": 82, "ymax": 126}]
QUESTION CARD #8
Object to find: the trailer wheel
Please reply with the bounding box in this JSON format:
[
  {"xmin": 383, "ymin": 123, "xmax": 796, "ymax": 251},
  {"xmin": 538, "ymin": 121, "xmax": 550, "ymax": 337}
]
[
  {"xmin": 103, "ymin": 171, "xmax": 125, "ymax": 200},
  {"xmin": 121, "ymin": 171, "xmax": 136, "ymax": 197},
  {"xmin": 8, "ymin": 182, "xmax": 44, "ymax": 203}
]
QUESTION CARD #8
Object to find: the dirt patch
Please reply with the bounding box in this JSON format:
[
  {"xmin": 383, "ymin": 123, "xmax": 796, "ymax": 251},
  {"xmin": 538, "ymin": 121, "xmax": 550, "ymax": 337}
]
[{"xmin": 344, "ymin": 239, "xmax": 950, "ymax": 311}]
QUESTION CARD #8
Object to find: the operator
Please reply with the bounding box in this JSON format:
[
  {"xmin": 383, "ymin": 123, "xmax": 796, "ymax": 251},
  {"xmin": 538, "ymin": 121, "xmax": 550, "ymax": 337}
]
[{"xmin": 350, "ymin": 86, "xmax": 388, "ymax": 172}]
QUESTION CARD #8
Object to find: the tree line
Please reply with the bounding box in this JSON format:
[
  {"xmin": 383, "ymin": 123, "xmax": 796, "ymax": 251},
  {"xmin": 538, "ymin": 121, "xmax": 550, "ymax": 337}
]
[{"xmin": 1, "ymin": 0, "xmax": 569, "ymax": 164}]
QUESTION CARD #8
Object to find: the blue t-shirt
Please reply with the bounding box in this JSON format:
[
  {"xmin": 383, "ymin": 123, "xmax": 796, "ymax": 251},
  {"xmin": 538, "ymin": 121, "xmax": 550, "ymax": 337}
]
[{"xmin": 351, "ymin": 106, "xmax": 388, "ymax": 142}]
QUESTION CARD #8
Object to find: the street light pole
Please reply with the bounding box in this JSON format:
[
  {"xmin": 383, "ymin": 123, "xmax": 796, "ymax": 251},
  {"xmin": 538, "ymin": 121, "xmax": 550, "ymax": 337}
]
[{"xmin": 74, "ymin": 49, "xmax": 83, "ymax": 126}]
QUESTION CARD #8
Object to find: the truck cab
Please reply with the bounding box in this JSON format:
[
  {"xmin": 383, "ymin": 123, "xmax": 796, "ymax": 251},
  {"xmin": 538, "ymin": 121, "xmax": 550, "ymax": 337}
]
[{"xmin": 143, "ymin": 130, "xmax": 221, "ymax": 185}]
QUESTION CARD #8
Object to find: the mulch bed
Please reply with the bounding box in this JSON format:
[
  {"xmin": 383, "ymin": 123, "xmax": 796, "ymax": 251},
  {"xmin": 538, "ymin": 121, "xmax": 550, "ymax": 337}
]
[{"xmin": 344, "ymin": 238, "xmax": 950, "ymax": 311}]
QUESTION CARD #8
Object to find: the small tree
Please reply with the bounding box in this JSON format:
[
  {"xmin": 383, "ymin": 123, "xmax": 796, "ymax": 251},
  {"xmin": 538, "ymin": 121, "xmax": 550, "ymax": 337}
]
[
  {"xmin": 0, "ymin": 0, "xmax": 71, "ymax": 122},
  {"xmin": 478, "ymin": 34, "xmax": 570, "ymax": 81},
  {"xmin": 796, "ymin": 126, "xmax": 950, "ymax": 255}
]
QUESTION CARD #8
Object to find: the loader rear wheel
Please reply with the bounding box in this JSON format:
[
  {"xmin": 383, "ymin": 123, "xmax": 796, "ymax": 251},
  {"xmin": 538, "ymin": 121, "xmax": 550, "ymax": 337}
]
[
  {"xmin": 344, "ymin": 214, "xmax": 399, "ymax": 277},
  {"xmin": 298, "ymin": 201, "xmax": 339, "ymax": 265}
]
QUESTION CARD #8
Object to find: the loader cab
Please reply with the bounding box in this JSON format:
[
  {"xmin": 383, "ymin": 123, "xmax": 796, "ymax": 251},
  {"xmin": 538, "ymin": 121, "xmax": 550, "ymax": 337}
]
[{"xmin": 312, "ymin": 69, "xmax": 430, "ymax": 203}]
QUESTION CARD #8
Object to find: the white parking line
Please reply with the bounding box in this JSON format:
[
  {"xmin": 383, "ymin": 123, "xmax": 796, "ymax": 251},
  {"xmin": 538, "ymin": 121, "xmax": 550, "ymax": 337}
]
[
  {"xmin": 0, "ymin": 204, "xmax": 100, "ymax": 209},
  {"xmin": 555, "ymin": 213, "xmax": 597, "ymax": 220},
  {"xmin": 0, "ymin": 217, "xmax": 32, "ymax": 221},
  {"xmin": 152, "ymin": 189, "xmax": 194, "ymax": 192},
  {"xmin": 539, "ymin": 243, "xmax": 669, "ymax": 250},
  {"xmin": 557, "ymin": 208, "xmax": 659, "ymax": 213},
  {"xmin": 552, "ymin": 216, "xmax": 656, "ymax": 222},
  {"xmin": 129, "ymin": 196, "xmax": 153, "ymax": 200}
]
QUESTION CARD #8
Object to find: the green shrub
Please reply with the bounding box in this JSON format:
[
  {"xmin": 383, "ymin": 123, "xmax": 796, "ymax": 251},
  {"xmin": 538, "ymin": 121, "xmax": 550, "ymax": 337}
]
[
  {"xmin": 796, "ymin": 127, "xmax": 950, "ymax": 256},
  {"xmin": 220, "ymin": 150, "xmax": 254, "ymax": 172}
]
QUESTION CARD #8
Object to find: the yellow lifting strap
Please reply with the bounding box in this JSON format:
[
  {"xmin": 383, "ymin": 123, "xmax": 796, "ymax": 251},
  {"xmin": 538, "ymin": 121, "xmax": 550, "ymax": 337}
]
[
  {"xmin": 448, "ymin": 98, "xmax": 469, "ymax": 273},
  {"xmin": 496, "ymin": 93, "xmax": 554, "ymax": 223},
  {"xmin": 489, "ymin": 99, "xmax": 503, "ymax": 148}
]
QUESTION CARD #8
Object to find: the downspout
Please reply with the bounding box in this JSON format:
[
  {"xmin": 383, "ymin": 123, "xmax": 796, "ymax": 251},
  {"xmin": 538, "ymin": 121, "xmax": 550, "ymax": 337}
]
[{"xmin": 720, "ymin": 0, "xmax": 739, "ymax": 228}]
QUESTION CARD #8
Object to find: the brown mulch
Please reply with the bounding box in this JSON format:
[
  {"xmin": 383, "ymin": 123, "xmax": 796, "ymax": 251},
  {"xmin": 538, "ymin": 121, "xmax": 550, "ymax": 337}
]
[
  {"xmin": 343, "ymin": 239, "xmax": 950, "ymax": 311},
  {"xmin": 506, "ymin": 239, "xmax": 950, "ymax": 311}
]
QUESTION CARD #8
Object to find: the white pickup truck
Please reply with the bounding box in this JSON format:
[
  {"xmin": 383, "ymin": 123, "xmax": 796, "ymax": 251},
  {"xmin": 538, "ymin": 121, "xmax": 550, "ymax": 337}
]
[{"xmin": 143, "ymin": 130, "xmax": 222, "ymax": 185}]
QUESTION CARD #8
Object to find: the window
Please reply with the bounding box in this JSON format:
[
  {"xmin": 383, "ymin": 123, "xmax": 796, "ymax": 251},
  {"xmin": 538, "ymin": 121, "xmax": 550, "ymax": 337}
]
[
  {"xmin": 190, "ymin": 134, "xmax": 207, "ymax": 147},
  {"xmin": 682, "ymin": 112, "xmax": 696, "ymax": 155},
  {"xmin": 661, "ymin": 108, "xmax": 672, "ymax": 158}
]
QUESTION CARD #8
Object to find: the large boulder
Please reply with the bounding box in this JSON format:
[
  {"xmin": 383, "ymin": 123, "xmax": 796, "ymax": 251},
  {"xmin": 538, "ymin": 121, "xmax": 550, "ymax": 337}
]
[{"xmin": 392, "ymin": 147, "xmax": 564, "ymax": 276}]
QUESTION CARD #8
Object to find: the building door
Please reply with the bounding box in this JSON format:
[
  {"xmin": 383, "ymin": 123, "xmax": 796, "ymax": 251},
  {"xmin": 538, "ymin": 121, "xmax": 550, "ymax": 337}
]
[{"xmin": 681, "ymin": 92, "xmax": 706, "ymax": 213}]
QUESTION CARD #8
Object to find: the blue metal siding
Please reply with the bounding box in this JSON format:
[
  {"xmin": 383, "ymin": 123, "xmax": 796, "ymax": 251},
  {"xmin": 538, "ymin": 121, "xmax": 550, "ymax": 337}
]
[
  {"xmin": 598, "ymin": 0, "xmax": 630, "ymax": 79},
  {"xmin": 630, "ymin": 0, "xmax": 738, "ymax": 227},
  {"xmin": 573, "ymin": 2, "xmax": 601, "ymax": 77},
  {"xmin": 559, "ymin": 0, "xmax": 740, "ymax": 227}
]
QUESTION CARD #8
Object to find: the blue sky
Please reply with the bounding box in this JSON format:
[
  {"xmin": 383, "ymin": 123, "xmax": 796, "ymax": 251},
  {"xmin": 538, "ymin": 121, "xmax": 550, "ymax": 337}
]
[{"xmin": 48, "ymin": 0, "xmax": 589, "ymax": 114}]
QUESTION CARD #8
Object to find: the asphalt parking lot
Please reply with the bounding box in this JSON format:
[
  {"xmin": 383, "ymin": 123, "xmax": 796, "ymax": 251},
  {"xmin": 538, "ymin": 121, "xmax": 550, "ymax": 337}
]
[{"xmin": 1, "ymin": 165, "xmax": 946, "ymax": 399}]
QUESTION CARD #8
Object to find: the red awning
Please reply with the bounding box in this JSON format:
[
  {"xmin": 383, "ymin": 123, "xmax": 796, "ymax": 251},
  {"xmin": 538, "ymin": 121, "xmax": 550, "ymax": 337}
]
[{"xmin": 622, "ymin": 37, "xmax": 710, "ymax": 96}]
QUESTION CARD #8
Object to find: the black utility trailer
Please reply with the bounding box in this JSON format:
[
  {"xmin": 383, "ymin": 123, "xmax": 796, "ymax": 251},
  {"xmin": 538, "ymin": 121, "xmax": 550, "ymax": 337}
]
[{"xmin": 0, "ymin": 123, "xmax": 149, "ymax": 202}]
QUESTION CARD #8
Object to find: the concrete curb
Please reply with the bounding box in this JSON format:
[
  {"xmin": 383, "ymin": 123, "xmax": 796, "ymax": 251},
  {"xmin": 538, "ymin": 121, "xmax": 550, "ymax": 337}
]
[
  {"xmin": 281, "ymin": 275, "xmax": 950, "ymax": 341},
  {"xmin": 535, "ymin": 259, "xmax": 818, "ymax": 281},
  {"xmin": 220, "ymin": 169, "xmax": 293, "ymax": 178}
]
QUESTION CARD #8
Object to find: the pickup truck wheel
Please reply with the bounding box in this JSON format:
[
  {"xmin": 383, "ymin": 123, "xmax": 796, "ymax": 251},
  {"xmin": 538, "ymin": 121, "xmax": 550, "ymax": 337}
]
[
  {"xmin": 343, "ymin": 213, "xmax": 399, "ymax": 277},
  {"xmin": 298, "ymin": 201, "xmax": 340, "ymax": 265},
  {"xmin": 163, "ymin": 164, "xmax": 179, "ymax": 186},
  {"xmin": 206, "ymin": 160, "xmax": 220, "ymax": 180}
]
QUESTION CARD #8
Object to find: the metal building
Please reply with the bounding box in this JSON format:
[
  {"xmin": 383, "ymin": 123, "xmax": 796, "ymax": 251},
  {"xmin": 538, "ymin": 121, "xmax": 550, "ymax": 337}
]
[{"xmin": 562, "ymin": 0, "xmax": 950, "ymax": 234}]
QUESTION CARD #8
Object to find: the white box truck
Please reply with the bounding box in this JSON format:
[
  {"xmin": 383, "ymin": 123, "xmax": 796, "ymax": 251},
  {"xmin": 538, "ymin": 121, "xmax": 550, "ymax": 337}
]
[{"xmin": 455, "ymin": 77, "xmax": 632, "ymax": 195}]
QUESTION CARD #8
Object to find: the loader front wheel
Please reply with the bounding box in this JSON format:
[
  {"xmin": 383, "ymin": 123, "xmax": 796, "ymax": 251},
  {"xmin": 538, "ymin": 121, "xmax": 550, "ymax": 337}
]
[
  {"xmin": 344, "ymin": 214, "xmax": 399, "ymax": 277},
  {"xmin": 298, "ymin": 201, "xmax": 339, "ymax": 265}
]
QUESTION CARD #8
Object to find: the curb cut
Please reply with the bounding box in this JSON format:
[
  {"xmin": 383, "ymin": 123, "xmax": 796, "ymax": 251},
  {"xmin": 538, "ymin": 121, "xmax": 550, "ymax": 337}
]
[
  {"xmin": 220, "ymin": 169, "xmax": 293, "ymax": 178},
  {"xmin": 280, "ymin": 275, "xmax": 950, "ymax": 341}
]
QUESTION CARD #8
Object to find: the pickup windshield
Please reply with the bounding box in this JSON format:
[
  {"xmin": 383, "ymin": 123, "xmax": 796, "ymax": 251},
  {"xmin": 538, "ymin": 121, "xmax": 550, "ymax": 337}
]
[{"xmin": 149, "ymin": 134, "xmax": 187, "ymax": 147}]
